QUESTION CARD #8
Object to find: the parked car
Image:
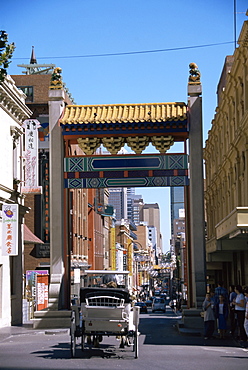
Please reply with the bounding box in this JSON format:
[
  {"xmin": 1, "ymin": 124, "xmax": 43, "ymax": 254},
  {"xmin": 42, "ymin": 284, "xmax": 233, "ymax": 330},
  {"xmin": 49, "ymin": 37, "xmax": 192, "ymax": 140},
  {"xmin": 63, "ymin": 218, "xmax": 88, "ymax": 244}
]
[
  {"xmin": 152, "ymin": 297, "xmax": 166, "ymax": 313},
  {"xmin": 145, "ymin": 299, "xmax": 153, "ymax": 307},
  {"xmin": 135, "ymin": 302, "xmax": 148, "ymax": 313}
]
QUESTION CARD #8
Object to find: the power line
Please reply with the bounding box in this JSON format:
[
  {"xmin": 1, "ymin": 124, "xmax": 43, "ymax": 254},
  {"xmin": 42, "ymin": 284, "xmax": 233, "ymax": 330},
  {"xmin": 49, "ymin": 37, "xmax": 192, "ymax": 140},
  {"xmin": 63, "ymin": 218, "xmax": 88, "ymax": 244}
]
[{"xmin": 12, "ymin": 41, "xmax": 234, "ymax": 60}]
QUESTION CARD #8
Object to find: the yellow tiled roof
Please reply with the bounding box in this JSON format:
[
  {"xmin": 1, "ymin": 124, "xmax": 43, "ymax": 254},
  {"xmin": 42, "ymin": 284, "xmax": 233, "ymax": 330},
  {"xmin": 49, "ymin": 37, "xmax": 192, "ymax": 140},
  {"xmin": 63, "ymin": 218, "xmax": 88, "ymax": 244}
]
[{"xmin": 60, "ymin": 102, "xmax": 187, "ymax": 125}]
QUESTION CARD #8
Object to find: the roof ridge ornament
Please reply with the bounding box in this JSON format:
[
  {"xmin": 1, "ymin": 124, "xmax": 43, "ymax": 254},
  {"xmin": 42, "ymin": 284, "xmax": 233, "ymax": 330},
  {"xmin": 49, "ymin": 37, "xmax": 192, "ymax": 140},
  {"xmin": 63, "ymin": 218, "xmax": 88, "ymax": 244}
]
[
  {"xmin": 188, "ymin": 62, "xmax": 201, "ymax": 85},
  {"xmin": 50, "ymin": 67, "xmax": 63, "ymax": 89}
]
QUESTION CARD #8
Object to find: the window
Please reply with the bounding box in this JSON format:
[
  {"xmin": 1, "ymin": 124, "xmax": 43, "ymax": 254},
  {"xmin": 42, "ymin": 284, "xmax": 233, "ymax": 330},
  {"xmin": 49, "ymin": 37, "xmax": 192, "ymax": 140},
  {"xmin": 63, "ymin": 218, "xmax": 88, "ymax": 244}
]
[{"xmin": 18, "ymin": 86, "xmax": 33, "ymax": 102}]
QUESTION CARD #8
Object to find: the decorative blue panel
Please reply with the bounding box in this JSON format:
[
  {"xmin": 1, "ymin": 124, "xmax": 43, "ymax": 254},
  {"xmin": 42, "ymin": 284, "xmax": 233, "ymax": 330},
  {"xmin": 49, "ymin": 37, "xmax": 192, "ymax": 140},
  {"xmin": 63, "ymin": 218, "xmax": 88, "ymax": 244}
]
[
  {"xmin": 64, "ymin": 176, "xmax": 189, "ymax": 189},
  {"xmin": 64, "ymin": 154, "xmax": 188, "ymax": 172}
]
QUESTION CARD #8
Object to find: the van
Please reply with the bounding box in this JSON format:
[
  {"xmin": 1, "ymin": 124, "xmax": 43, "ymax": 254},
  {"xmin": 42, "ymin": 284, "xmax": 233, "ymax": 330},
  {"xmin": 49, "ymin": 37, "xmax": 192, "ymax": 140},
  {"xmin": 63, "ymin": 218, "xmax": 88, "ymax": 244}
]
[{"xmin": 152, "ymin": 297, "xmax": 166, "ymax": 313}]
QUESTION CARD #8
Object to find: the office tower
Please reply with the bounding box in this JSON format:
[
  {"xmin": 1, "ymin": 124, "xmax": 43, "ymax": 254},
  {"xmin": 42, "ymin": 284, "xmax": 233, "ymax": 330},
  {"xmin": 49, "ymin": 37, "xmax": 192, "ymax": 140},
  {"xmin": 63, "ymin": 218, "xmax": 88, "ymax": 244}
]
[
  {"xmin": 141, "ymin": 203, "xmax": 162, "ymax": 254},
  {"xmin": 170, "ymin": 187, "xmax": 184, "ymax": 235},
  {"xmin": 108, "ymin": 188, "xmax": 127, "ymax": 220}
]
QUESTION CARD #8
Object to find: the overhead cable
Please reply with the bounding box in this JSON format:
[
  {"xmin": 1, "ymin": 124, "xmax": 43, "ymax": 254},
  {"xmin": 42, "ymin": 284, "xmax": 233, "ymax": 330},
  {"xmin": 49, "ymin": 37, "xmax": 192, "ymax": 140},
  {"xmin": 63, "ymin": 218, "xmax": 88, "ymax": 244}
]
[{"xmin": 12, "ymin": 41, "xmax": 234, "ymax": 60}]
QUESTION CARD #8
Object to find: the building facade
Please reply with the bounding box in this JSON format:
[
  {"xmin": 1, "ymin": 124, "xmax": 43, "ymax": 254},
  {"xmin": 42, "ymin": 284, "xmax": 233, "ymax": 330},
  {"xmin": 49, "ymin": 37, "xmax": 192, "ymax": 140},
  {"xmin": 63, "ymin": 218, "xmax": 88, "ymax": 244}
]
[
  {"xmin": 127, "ymin": 193, "xmax": 144, "ymax": 225},
  {"xmin": 108, "ymin": 187, "xmax": 127, "ymax": 220},
  {"xmin": 204, "ymin": 20, "xmax": 248, "ymax": 288},
  {"xmin": 12, "ymin": 56, "xmax": 112, "ymax": 309},
  {"xmin": 0, "ymin": 75, "xmax": 31, "ymax": 326},
  {"xmin": 140, "ymin": 203, "xmax": 162, "ymax": 255},
  {"xmin": 170, "ymin": 187, "xmax": 184, "ymax": 235}
]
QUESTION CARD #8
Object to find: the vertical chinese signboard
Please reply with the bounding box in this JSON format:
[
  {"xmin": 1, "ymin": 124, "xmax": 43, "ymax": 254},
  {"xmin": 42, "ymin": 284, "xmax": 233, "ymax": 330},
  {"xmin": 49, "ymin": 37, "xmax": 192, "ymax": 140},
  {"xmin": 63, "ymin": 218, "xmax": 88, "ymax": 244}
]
[
  {"xmin": 1, "ymin": 204, "xmax": 19, "ymax": 256},
  {"xmin": 127, "ymin": 238, "xmax": 133, "ymax": 275},
  {"xmin": 110, "ymin": 227, "xmax": 116, "ymax": 270},
  {"xmin": 22, "ymin": 119, "xmax": 42, "ymax": 194}
]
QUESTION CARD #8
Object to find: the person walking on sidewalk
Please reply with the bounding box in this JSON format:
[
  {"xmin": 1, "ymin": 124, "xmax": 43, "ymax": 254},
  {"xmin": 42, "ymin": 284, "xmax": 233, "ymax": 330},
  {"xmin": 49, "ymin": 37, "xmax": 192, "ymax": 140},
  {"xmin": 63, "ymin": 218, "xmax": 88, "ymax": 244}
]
[
  {"xmin": 215, "ymin": 294, "xmax": 228, "ymax": 339},
  {"xmin": 233, "ymin": 285, "xmax": 247, "ymax": 342},
  {"xmin": 202, "ymin": 293, "xmax": 215, "ymax": 339}
]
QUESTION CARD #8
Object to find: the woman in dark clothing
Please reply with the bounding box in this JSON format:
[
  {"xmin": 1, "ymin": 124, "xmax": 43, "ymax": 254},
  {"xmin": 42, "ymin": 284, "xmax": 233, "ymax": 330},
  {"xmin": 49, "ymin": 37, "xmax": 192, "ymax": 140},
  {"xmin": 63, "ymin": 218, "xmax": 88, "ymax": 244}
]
[{"xmin": 215, "ymin": 294, "xmax": 228, "ymax": 339}]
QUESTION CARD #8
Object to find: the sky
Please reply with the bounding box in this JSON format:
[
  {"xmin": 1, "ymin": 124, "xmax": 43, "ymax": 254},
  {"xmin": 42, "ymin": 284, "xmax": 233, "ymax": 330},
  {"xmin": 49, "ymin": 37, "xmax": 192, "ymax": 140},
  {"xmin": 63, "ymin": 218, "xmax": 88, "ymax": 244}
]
[{"xmin": 1, "ymin": 0, "xmax": 248, "ymax": 252}]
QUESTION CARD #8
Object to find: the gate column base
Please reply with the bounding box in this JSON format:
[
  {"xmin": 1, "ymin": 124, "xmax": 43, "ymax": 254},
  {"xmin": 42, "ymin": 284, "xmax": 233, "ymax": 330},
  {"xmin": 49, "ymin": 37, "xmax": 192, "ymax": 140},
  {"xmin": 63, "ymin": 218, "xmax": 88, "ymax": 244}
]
[
  {"xmin": 176, "ymin": 308, "xmax": 203, "ymax": 336},
  {"xmin": 47, "ymin": 273, "xmax": 63, "ymax": 310},
  {"xmin": 32, "ymin": 309, "xmax": 71, "ymax": 329},
  {"xmin": 32, "ymin": 273, "xmax": 71, "ymax": 329}
]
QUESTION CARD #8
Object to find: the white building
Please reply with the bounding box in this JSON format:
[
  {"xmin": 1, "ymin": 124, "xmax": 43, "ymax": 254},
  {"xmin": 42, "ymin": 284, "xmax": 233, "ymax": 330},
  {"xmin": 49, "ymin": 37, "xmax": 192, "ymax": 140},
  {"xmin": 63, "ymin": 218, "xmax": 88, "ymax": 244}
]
[
  {"xmin": 148, "ymin": 225, "xmax": 158, "ymax": 259},
  {"xmin": 0, "ymin": 75, "xmax": 31, "ymax": 327},
  {"xmin": 141, "ymin": 203, "xmax": 162, "ymax": 255}
]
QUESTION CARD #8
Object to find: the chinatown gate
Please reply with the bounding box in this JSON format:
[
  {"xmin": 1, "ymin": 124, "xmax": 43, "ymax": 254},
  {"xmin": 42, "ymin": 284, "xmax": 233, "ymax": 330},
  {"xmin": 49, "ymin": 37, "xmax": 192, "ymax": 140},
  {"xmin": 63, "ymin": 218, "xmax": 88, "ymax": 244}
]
[{"xmin": 33, "ymin": 64, "xmax": 205, "ymax": 328}]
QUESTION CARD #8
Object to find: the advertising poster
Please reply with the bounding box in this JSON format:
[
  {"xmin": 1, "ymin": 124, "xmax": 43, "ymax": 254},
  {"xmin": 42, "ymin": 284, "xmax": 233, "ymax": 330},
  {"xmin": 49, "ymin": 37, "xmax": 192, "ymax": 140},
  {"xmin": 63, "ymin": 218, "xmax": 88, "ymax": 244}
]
[
  {"xmin": 26, "ymin": 270, "xmax": 49, "ymax": 305},
  {"xmin": 36, "ymin": 274, "xmax": 49, "ymax": 311}
]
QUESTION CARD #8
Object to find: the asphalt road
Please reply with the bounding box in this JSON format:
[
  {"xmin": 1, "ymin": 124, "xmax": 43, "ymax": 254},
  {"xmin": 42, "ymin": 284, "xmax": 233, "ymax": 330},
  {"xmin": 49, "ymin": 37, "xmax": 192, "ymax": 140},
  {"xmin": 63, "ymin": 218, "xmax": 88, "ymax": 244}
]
[{"xmin": 0, "ymin": 308, "xmax": 247, "ymax": 370}]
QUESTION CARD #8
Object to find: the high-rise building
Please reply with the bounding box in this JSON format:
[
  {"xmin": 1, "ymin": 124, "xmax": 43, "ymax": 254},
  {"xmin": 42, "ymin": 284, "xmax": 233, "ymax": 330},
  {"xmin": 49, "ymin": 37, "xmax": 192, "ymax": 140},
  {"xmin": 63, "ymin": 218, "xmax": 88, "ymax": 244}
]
[
  {"xmin": 108, "ymin": 188, "xmax": 127, "ymax": 220},
  {"xmin": 170, "ymin": 187, "xmax": 184, "ymax": 235},
  {"xmin": 140, "ymin": 203, "xmax": 162, "ymax": 255},
  {"xmin": 127, "ymin": 190, "xmax": 144, "ymax": 225},
  {"xmin": 148, "ymin": 225, "xmax": 158, "ymax": 262}
]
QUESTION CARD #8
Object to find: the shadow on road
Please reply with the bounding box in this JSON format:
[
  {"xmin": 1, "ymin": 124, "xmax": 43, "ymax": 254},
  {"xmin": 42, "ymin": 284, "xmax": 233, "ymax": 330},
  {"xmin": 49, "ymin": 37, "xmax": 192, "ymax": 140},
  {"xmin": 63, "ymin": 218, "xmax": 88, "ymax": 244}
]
[{"xmin": 32, "ymin": 341, "xmax": 138, "ymax": 361}]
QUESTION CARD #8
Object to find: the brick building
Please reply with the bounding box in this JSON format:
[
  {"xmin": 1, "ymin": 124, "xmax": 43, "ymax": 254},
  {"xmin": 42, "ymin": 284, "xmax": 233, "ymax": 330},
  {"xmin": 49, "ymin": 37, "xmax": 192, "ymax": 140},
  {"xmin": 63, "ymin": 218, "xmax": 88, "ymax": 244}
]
[{"xmin": 11, "ymin": 52, "xmax": 108, "ymax": 299}]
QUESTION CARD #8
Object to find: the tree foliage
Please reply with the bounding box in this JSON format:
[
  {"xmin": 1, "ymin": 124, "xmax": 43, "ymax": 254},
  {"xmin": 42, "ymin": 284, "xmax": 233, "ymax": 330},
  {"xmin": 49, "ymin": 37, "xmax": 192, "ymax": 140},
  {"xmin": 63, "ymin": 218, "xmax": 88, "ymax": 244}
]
[{"xmin": 0, "ymin": 31, "xmax": 15, "ymax": 82}]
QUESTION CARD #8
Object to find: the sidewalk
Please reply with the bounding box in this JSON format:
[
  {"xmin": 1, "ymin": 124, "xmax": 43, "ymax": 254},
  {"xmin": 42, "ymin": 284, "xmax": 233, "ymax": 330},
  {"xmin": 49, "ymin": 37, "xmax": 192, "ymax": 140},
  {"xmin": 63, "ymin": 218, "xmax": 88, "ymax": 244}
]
[
  {"xmin": 174, "ymin": 308, "xmax": 248, "ymax": 348},
  {"xmin": 0, "ymin": 323, "xmax": 69, "ymax": 344}
]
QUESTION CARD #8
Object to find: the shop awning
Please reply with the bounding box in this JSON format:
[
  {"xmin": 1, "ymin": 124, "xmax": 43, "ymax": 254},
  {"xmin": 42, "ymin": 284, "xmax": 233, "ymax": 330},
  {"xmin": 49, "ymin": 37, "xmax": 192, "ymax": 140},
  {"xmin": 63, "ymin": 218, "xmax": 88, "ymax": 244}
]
[{"xmin": 24, "ymin": 224, "xmax": 44, "ymax": 244}]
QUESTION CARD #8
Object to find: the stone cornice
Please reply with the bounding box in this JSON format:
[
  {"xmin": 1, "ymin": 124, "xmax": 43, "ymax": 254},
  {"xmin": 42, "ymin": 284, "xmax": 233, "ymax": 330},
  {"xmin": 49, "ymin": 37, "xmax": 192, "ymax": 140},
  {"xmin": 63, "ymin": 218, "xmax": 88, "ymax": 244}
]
[{"xmin": 0, "ymin": 75, "xmax": 32, "ymax": 124}]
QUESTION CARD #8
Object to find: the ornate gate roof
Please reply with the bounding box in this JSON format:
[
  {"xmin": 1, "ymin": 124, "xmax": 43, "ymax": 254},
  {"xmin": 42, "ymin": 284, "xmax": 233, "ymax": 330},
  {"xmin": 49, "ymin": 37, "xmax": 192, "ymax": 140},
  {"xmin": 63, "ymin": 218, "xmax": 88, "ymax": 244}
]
[
  {"xmin": 60, "ymin": 102, "xmax": 187, "ymax": 125},
  {"xmin": 60, "ymin": 102, "xmax": 188, "ymax": 155}
]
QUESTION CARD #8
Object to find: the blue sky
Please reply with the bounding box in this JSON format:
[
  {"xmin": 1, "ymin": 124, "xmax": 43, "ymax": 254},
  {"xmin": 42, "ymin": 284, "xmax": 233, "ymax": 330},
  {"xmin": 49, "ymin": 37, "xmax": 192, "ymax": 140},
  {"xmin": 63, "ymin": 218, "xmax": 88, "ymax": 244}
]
[{"xmin": 1, "ymin": 0, "xmax": 247, "ymax": 251}]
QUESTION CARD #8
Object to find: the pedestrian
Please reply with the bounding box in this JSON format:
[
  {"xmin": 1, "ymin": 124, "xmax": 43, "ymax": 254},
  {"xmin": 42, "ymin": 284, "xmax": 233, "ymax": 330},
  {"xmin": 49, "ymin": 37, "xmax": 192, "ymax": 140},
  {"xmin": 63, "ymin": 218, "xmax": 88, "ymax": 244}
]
[
  {"xmin": 229, "ymin": 285, "xmax": 237, "ymax": 337},
  {"xmin": 202, "ymin": 293, "xmax": 215, "ymax": 339},
  {"xmin": 215, "ymin": 294, "xmax": 228, "ymax": 339},
  {"xmin": 243, "ymin": 287, "xmax": 248, "ymax": 337},
  {"xmin": 233, "ymin": 285, "xmax": 247, "ymax": 342},
  {"xmin": 214, "ymin": 281, "xmax": 228, "ymax": 305}
]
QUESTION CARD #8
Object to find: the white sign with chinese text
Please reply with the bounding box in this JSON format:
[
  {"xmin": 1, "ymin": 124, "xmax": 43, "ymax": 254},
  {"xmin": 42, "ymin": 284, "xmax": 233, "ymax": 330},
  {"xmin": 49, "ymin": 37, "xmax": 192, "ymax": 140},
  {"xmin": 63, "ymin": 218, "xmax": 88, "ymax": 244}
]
[
  {"xmin": 22, "ymin": 119, "xmax": 42, "ymax": 194},
  {"xmin": 1, "ymin": 204, "xmax": 19, "ymax": 256}
]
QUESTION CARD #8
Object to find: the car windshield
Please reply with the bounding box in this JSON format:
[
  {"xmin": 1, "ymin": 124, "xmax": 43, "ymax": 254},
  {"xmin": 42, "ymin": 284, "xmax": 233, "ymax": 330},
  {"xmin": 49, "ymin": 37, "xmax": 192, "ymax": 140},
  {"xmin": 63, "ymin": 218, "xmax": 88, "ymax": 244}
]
[{"xmin": 154, "ymin": 298, "xmax": 165, "ymax": 303}]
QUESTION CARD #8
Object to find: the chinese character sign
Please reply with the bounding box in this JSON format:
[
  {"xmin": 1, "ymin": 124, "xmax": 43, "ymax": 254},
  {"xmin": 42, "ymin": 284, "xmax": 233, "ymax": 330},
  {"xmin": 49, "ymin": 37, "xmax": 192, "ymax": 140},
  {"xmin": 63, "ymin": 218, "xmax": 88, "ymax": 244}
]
[
  {"xmin": 1, "ymin": 204, "xmax": 19, "ymax": 256},
  {"xmin": 22, "ymin": 119, "xmax": 42, "ymax": 194}
]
